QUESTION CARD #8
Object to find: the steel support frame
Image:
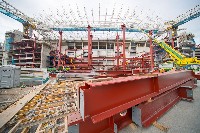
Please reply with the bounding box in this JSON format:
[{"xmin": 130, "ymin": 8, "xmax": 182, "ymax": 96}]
[
  {"xmin": 121, "ymin": 24, "xmax": 126, "ymax": 70},
  {"xmin": 149, "ymin": 30, "xmax": 154, "ymax": 71},
  {"xmin": 195, "ymin": 73, "xmax": 200, "ymax": 80},
  {"xmin": 70, "ymin": 71, "xmax": 196, "ymax": 133},
  {"xmin": 96, "ymin": 70, "xmax": 132, "ymax": 76},
  {"xmin": 116, "ymin": 33, "xmax": 120, "ymax": 70},
  {"xmin": 58, "ymin": 31, "xmax": 62, "ymax": 67},
  {"xmin": 32, "ymin": 36, "xmax": 36, "ymax": 68},
  {"xmin": 87, "ymin": 25, "xmax": 93, "ymax": 69}
]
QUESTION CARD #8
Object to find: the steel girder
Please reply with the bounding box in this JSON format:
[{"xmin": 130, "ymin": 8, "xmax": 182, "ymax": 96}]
[
  {"xmin": 69, "ymin": 70, "xmax": 196, "ymax": 133},
  {"xmin": 195, "ymin": 73, "xmax": 200, "ymax": 80},
  {"xmin": 132, "ymin": 81, "xmax": 196, "ymax": 127}
]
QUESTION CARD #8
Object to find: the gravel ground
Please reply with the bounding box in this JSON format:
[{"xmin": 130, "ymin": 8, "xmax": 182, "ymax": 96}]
[
  {"xmin": 0, "ymin": 87, "xmax": 33, "ymax": 112},
  {"xmin": 119, "ymin": 81, "xmax": 200, "ymax": 133}
]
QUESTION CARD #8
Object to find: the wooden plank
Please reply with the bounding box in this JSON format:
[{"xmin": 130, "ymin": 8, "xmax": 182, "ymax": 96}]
[
  {"xmin": 8, "ymin": 120, "xmax": 22, "ymax": 133},
  {"xmin": 64, "ymin": 116, "xmax": 68, "ymax": 133},
  {"xmin": 153, "ymin": 121, "xmax": 169, "ymax": 132},
  {"xmin": 0, "ymin": 101, "xmax": 14, "ymax": 104},
  {"xmin": 129, "ymin": 123, "xmax": 137, "ymax": 130},
  {"xmin": 35, "ymin": 124, "xmax": 42, "ymax": 133},
  {"xmin": 0, "ymin": 80, "xmax": 50, "ymax": 129},
  {"xmin": 20, "ymin": 113, "xmax": 68, "ymax": 129},
  {"xmin": 87, "ymin": 77, "xmax": 113, "ymax": 83},
  {"xmin": 21, "ymin": 127, "xmax": 29, "ymax": 133}
]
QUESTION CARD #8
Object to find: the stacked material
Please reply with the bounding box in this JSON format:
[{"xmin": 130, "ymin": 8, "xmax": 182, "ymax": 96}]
[
  {"xmin": 20, "ymin": 68, "xmax": 49, "ymax": 86},
  {"xmin": 0, "ymin": 46, "xmax": 3, "ymax": 65},
  {"xmin": 0, "ymin": 65, "xmax": 21, "ymax": 88},
  {"xmin": 0, "ymin": 87, "xmax": 32, "ymax": 113},
  {"xmin": 0, "ymin": 79, "xmax": 85, "ymax": 133}
]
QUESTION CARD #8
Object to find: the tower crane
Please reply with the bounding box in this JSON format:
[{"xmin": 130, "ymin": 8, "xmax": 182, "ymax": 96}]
[
  {"xmin": 165, "ymin": 5, "xmax": 200, "ymax": 43},
  {"xmin": 1, "ymin": 0, "xmax": 199, "ymax": 67},
  {"xmin": 0, "ymin": 0, "xmax": 51, "ymax": 38},
  {"xmin": 171, "ymin": 5, "xmax": 200, "ymax": 29},
  {"xmin": 0, "ymin": 0, "xmax": 160, "ymax": 37},
  {"xmin": 0, "ymin": 0, "xmax": 37, "ymax": 37},
  {"xmin": 148, "ymin": 5, "xmax": 200, "ymax": 67}
]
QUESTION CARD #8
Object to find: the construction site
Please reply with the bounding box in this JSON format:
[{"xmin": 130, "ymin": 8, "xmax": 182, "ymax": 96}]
[{"xmin": 0, "ymin": 0, "xmax": 200, "ymax": 133}]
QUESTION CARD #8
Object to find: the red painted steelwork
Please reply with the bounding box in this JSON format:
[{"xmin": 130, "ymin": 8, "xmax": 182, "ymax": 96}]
[
  {"xmin": 134, "ymin": 88, "xmax": 181, "ymax": 127},
  {"xmin": 87, "ymin": 25, "xmax": 92, "ymax": 68},
  {"xmin": 149, "ymin": 30, "xmax": 154, "ymax": 71},
  {"xmin": 67, "ymin": 69, "xmax": 92, "ymax": 73},
  {"xmin": 157, "ymin": 70, "xmax": 195, "ymax": 93},
  {"xmin": 80, "ymin": 71, "xmax": 194, "ymax": 124},
  {"xmin": 116, "ymin": 34, "xmax": 120, "ymax": 70},
  {"xmin": 32, "ymin": 36, "xmax": 36, "ymax": 68},
  {"xmin": 58, "ymin": 31, "xmax": 62, "ymax": 67},
  {"xmin": 113, "ymin": 108, "xmax": 132, "ymax": 130},
  {"xmin": 49, "ymin": 73, "xmax": 57, "ymax": 78},
  {"xmin": 178, "ymin": 87, "xmax": 193, "ymax": 101},
  {"xmin": 96, "ymin": 70, "xmax": 132, "ymax": 75},
  {"xmin": 121, "ymin": 24, "xmax": 126, "ymax": 70},
  {"xmin": 66, "ymin": 71, "xmax": 196, "ymax": 133},
  {"xmin": 68, "ymin": 111, "xmax": 83, "ymax": 126},
  {"xmin": 133, "ymin": 79, "xmax": 195, "ymax": 127},
  {"xmin": 195, "ymin": 73, "xmax": 200, "ymax": 80},
  {"xmin": 79, "ymin": 117, "xmax": 113, "ymax": 133}
]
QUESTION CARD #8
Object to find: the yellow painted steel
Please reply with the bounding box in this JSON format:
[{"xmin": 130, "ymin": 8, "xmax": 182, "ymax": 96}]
[
  {"xmin": 154, "ymin": 39, "xmax": 200, "ymax": 66},
  {"xmin": 139, "ymin": 29, "xmax": 200, "ymax": 66}
]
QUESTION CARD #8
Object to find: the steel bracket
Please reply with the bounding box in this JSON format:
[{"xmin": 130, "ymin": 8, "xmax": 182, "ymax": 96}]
[
  {"xmin": 132, "ymin": 106, "xmax": 142, "ymax": 127},
  {"xmin": 114, "ymin": 123, "xmax": 118, "ymax": 133},
  {"xmin": 80, "ymin": 89, "xmax": 85, "ymax": 121},
  {"xmin": 186, "ymin": 89, "xmax": 193, "ymax": 98}
]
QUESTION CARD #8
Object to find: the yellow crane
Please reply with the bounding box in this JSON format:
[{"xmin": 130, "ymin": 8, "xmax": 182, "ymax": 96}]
[
  {"xmin": 153, "ymin": 39, "xmax": 200, "ymax": 66},
  {"xmin": 140, "ymin": 29, "xmax": 200, "ymax": 67}
]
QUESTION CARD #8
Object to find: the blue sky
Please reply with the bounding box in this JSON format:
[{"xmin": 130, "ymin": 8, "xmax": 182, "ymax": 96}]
[{"xmin": 0, "ymin": 0, "xmax": 200, "ymax": 43}]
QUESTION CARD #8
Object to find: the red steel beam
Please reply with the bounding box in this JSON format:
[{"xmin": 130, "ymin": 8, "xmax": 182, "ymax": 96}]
[
  {"xmin": 68, "ymin": 71, "xmax": 196, "ymax": 133},
  {"xmin": 80, "ymin": 71, "xmax": 195, "ymax": 125},
  {"xmin": 87, "ymin": 25, "xmax": 92, "ymax": 69},
  {"xmin": 195, "ymin": 73, "xmax": 200, "ymax": 80},
  {"xmin": 32, "ymin": 36, "xmax": 36, "ymax": 68},
  {"xmin": 149, "ymin": 30, "xmax": 154, "ymax": 71},
  {"xmin": 132, "ymin": 80, "xmax": 195, "ymax": 127},
  {"xmin": 121, "ymin": 24, "xmax": 126, "ymax": 70},
  {"xmin": 96, "ymin": 70, "xmax": 132, "ymax": 75},
  {"xmin": 116, "ymin": 33, "xmax": 120, "ymax": 70}
]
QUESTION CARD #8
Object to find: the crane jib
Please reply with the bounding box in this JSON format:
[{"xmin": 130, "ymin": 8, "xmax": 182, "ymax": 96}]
[{"xmin": 158, "ymin": 42, "xmax": 183, "ymax": 60}]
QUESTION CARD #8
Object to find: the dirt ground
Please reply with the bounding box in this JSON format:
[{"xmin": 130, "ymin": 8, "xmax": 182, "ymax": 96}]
[{"xmin": 0, "ymin": 87, "xmax": 34, "ymax": 113}]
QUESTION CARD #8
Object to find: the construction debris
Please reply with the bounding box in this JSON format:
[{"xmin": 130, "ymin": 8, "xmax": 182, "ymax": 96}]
[
  {"xmin": 0, "ymin": 79, "xmax": 85, "ymax": 133},
  {"xmin": 153, "ymin": 121, "xmax": 169, "ymax": 132}
]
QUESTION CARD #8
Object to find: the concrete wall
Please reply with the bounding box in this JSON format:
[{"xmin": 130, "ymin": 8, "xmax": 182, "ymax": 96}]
[
  {"xmin": 61, "ymin": 39, "xmax": 151, "ymax": 69},
  {"xmin": 136, "ymin": 46, "xmax": 150, "ymax": 56},
  {"xmin": 41, "ymin": 43, "xmax": 52, "ymax": 68}
]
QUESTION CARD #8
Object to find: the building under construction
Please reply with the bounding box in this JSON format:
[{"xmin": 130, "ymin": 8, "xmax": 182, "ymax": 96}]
[{"xmin": 0, "ymin": 0, "xmax": 200, "ymax": 133}]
